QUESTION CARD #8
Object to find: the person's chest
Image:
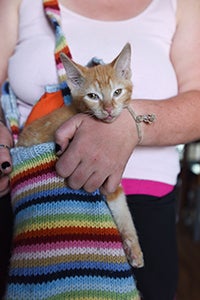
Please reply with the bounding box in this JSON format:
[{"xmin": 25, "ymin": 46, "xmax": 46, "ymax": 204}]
[{"xmin": 59, "ymin": 0, "xmax": 153, "ymax": 21}]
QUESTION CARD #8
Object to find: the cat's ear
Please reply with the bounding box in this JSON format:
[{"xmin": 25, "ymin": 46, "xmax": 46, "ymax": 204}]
[
  {"xmin": 60, "ymin": 53, "xmax": 85, "ymax": 88},
  {"xmin": 112, "ymin": 43, "xmax": 132, "ymax": 79}
]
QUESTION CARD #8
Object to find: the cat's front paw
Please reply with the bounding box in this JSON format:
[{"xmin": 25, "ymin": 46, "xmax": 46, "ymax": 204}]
[{"xmin": 123, "ymin": 239, "xmax": 144, "ymax": 268}]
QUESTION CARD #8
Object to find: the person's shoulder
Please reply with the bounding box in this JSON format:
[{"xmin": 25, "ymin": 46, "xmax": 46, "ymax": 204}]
[
  {"xmin": 171, "ymin": 0, "xmax": 200, "ymax": 93},
  {"xmin": 0, "ymin": 0, "xmax": 22, "ymax": 11},
  {"xmin": 0, "ymin": 0, "xmax": 22, "ymax": 23}
]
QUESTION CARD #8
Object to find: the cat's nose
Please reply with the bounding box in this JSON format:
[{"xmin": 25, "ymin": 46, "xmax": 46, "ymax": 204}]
[{"xmin": 104, "ymin": 106, "xmax": 113, "ymax": 114}]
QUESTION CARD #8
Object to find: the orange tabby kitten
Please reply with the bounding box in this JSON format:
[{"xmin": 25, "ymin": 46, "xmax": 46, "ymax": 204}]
[{"xmin": 17, "ymin": 43, "xmax": 144, "ymax": 268}]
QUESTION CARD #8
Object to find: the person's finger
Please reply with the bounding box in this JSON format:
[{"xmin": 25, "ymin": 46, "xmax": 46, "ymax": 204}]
[
  {"xmin": 65, "ymin": 161, "xmax": 93, "ymax": 190},
  {"xmin": 55, "ymin": 142, "xmax": 82, "ymax": 179},
  {"xmin": 99, "ymin": 173, "xmax": 122, "ymax": 195},
  {"xmin": 0, "ymin": 147, "xmax": 12, "ymax": 175},
  {"xmin": 83, "ymin": 171, "xmax": 107, "ymax": 194},
  {"xmin": 0, "ymin": 123, "xmax": 13, "ymax": 175},
  {"xmin": 55, "ymin": 114, "xmax": 85, "ymax": 155}
]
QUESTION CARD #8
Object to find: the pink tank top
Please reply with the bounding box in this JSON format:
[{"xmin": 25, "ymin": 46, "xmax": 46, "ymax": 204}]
[{"xmin": 8, "ymin": 0, "xmax": 179, "ymax": 196}]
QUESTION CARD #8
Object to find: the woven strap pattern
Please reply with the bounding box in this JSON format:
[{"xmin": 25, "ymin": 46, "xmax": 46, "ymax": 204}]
[
  {"xmin": 5, "ymin": 143, "xmax": 139, "ymax": 300},
  {"xmin": 43, "ymin": 0, "xmax": 72, "ymax": 105}
]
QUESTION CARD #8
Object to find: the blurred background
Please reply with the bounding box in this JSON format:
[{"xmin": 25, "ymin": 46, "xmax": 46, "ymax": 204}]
[{"xmin": 176, "ymin": 142, "xmax": 200, "ymax": 300}]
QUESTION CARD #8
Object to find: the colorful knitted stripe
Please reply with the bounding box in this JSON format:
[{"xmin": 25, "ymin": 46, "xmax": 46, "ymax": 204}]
[
  {"xmin": 6, "ymin": 143, "xmax": 139, "ymax": 300},
  {"xmin": 43, "ymin": 0, "xmax": 72, "ymax": 105}
]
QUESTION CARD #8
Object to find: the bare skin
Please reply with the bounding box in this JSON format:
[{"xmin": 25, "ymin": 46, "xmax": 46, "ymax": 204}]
[
  {"xmin": 59, "ymin": 0, "xmax": 153, "ymax": 20},
  {"xmin": 1, "ymin": 0, "xmax": 200, "ymax": 196}
]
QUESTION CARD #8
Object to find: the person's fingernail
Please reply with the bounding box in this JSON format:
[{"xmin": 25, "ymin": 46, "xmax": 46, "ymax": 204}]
[
  {"xmin": 1, "ymin": 161, "xmax": 11, "ymax": 170},
  {"xmin": 55, "ymin": 143, "xmax": 61, "ymax": 154}
]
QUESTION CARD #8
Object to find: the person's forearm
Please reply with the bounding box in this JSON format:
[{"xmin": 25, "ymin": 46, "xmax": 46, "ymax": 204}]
[{"xmin": 129, "ymin": 90, "xmax": 200, "ymax": 146}]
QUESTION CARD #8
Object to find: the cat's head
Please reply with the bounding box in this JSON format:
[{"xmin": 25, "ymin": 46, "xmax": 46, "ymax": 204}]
[{"xmin": 60, "ymin": 43, "xmax": 133, "ymax": 123}]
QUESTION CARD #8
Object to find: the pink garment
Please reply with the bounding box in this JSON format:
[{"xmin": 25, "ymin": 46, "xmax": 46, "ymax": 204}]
[{"xmin": 121, "ymin": 178, "xmax": 174, "ymax": 197}]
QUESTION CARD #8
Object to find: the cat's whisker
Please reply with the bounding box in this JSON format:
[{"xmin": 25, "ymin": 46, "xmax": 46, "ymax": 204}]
[{"xmin": 84, "ymin": 111, "xmax": 95, "ymax": 118}]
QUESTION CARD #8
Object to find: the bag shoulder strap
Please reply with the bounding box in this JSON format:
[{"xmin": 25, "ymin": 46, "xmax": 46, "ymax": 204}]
[{"xmin": 43, "ymin": 0, "xmax": 72, "ymax": 105}]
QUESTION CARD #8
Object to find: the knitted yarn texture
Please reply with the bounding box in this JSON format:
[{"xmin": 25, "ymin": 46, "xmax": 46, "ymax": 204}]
[
  {"xmin": 43, "ymin": 0, "xmax": 72, "ymax": 106},
  {"xmin": 5, "ymin": 142, "xmax": 139, "ymax": 300}
]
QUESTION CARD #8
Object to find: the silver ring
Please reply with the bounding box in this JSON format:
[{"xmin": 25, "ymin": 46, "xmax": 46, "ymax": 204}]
[{"xmin": 0, "ymin": 144, "xmax": 10, "ymax": 150}]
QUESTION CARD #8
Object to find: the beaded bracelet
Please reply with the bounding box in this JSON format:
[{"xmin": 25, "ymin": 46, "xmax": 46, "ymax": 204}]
[{"xmin": 126, "ymin": 106, "xmax": 156, "ymax": 144}]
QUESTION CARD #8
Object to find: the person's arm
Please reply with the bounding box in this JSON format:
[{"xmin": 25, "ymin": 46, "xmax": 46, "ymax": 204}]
[
  {"xmin": 0, "ymin": 0, "xmax": 20, "ymax": 88},
  {"xmin": 0, "ymin": 0, "xmax": 21, "ymax": 197},
  {"xmin": 130, "ymin": 0, "xmax": 200, "ymax": 146},
  {"xmin": 55, "ymin": 0, "xmax": 200, "ymax": 195}
]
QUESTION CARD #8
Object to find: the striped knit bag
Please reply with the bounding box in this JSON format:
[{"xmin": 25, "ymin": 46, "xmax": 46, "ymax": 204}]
[
  {"xmin": 4, "ymin": 0, "xmax": 140, "ymax": 299},
  {"xmin": 5, "ymin": 143, "xmax": 139, "ymax": 299}
]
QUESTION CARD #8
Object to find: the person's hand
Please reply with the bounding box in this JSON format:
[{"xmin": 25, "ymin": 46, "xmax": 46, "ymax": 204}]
[
  {"xmin": 55, "ymin": 109, "xmax": 138, "ymax": 195},
  {"xmin": 0, "ymin": 122, "xmax": 13, "ymax": 197}
]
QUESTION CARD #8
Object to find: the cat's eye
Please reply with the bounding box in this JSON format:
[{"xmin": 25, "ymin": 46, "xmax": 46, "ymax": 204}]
[
  {"xmin": 113, "ymin": 89, "xmax": 122, "ymax": 97},
  {"xmin": 87, "ymin": 93, "xmax": 99, "ymax": 100}
]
